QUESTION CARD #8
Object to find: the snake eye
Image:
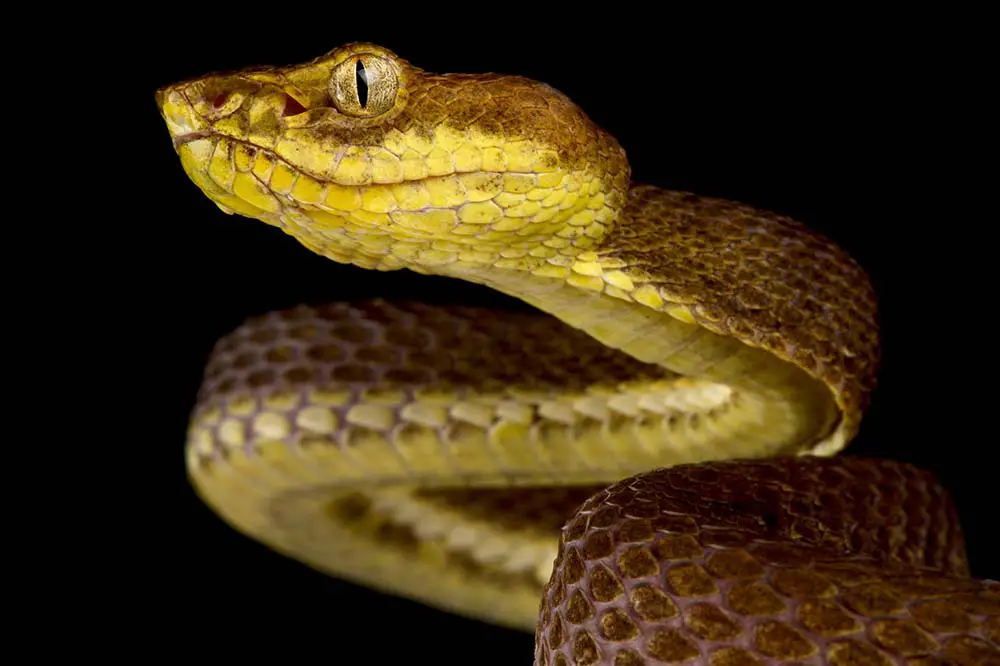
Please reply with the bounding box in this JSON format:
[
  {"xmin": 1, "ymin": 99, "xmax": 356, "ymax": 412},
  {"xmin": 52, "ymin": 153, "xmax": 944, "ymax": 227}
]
[{"xmin": 329, "ymin": 54, "xmax": 397, "ymax": 117}]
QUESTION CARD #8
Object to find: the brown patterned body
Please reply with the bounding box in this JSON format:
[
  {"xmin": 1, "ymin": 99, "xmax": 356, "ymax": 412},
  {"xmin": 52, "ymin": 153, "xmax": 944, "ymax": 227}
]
[
  {"xmin": 536, "ymin": 459, "xmax": 997, "ymax": 665},
  {"xmin": 607, "ymin": 187, "xmax": 880, "ymax": 437}
]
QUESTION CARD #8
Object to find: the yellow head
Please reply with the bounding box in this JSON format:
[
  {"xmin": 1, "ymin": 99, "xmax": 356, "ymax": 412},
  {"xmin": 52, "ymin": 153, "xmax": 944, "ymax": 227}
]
[{"xmin": 156, "ymin": 43, "xmax": 631, "ymax": 273}]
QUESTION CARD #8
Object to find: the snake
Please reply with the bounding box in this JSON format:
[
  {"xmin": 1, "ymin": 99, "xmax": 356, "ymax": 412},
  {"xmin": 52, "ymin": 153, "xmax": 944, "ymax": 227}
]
[{"xmin": 157, "ymin": 43, "xmax": 998, "ymax": 665}]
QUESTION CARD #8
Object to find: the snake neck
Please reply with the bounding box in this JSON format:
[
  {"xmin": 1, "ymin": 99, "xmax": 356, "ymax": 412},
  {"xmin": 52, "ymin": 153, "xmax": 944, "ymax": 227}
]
[
  {"xmin": 161, "ymin": 42, "xmax": 876, "ymax": 458},
  {"xmin": 263, "ymin": 163, "xmax": 847, "ymax": 456}
]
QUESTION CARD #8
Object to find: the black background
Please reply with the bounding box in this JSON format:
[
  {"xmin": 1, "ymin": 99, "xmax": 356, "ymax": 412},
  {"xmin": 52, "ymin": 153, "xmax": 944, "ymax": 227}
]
[{"xmin": 124, "ymin": 21, "xmax": 992, "ymax": 663}]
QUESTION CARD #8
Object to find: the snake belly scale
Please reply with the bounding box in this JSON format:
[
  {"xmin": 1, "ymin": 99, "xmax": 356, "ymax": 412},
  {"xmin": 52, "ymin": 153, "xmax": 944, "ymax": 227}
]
[{"xmin": 157, "ymin": 43, "xmax": 999, "ymax": 665}]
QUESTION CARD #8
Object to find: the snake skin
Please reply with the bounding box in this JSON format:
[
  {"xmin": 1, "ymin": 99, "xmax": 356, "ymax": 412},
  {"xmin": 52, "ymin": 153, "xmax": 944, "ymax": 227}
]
[
  {"xmin": 536, "ymin": 458, "xmax": 999, "ymax": 665},
  {"xmin": 156, "ymin": 43, "xmax": 999, "ymax": 664}
]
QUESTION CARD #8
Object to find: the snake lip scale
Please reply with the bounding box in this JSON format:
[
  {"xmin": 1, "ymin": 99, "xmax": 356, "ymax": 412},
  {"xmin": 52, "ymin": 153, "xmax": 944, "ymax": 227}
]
[
  {"xmin": 159, "ymin": 42, "xmax": 998, "ymax": 665},
  {"xmin": 172, "ymin": 130, "xmax": 212, "ymax": 149}
]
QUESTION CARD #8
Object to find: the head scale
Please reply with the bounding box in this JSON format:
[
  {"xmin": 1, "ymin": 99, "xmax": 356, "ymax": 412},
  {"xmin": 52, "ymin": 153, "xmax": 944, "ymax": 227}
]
[{"xmin": 156, "ymin": 43, "xmax": 630, "ymax": 272}]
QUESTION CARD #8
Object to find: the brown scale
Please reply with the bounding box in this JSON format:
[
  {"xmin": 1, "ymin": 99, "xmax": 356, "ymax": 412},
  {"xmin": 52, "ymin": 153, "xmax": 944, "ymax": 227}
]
[
  {"xmin": 598, "ymin": 186, "xmax": 880, "ymax": 439},
  {"xmin": 535, "ymin": 458, "xmax": 997, "ymax": 666},
  {"xmin": 195, "ymin": 299, "xmax": 675, "ymax": 416}
]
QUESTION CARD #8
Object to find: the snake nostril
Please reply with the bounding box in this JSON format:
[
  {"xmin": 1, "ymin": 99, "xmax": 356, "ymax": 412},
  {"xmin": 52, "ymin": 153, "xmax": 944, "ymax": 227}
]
[
  {"xmin": 211, "ymin": 92, "xmax": 229, "ymax": 109},
  {"xmin": 282, "ymin": 95, "xmax": 307, "ymax": 117}
]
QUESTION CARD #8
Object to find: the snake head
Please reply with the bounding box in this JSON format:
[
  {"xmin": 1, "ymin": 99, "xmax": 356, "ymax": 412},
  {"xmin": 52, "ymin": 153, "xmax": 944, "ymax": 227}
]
[{"xmin": 155, "ymin": 42, "xmax": 630, "ymax": 272}]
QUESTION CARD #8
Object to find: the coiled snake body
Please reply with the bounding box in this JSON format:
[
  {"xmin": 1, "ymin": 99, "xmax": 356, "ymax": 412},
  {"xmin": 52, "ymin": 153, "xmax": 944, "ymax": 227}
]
[{"xmin": 157, "ymin": 44, "xmax": 998, "ymax": 664}]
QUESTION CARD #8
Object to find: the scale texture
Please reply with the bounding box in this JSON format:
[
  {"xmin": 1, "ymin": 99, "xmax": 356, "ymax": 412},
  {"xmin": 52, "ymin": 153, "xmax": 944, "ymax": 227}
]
[
  {"xmin": 536, "ymin": 458, "xmax": 998, "ymax": 665},
  {"xmin": 155, "ymin": 43, "xmax": 998, "ymax": 664}
]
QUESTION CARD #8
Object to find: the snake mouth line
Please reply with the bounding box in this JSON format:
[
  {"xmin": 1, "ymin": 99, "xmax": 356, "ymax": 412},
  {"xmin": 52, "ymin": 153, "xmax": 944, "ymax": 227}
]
[{"xmin": 173, "ymin": 131, "xmax": 214, "ymax": 150}]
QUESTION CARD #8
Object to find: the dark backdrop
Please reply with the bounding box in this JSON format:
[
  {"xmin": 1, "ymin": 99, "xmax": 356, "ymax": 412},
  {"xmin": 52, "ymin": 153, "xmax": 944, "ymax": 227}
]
[{"xmin": 129, "ymin": 23, "xmax": 991, "ymax": 663}]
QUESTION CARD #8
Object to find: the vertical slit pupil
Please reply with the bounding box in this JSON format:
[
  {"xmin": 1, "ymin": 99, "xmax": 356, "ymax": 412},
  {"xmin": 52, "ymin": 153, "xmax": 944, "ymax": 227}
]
[{"xmin": 355, "ymin": 60, "xmax": 369, "ymax": 108}]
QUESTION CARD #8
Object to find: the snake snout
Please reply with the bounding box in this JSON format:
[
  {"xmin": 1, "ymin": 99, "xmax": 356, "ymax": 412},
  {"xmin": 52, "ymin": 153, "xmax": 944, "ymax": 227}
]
[{"xmin": 156, "ymin": 84, "xmax": 206, "ymax": 148}]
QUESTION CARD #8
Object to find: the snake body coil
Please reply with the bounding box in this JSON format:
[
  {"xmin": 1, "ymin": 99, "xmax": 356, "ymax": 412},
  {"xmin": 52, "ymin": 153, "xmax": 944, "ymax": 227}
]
[{"xmin": 157, "ymin": 44, "xmax": 998, "ymax": 664}]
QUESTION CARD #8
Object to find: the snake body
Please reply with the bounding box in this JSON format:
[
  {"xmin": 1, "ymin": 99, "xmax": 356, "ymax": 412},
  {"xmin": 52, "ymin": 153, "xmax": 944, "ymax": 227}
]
[{"xmin": 157, "ymin": 44, "xmax": 998, "ymax": 664}]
